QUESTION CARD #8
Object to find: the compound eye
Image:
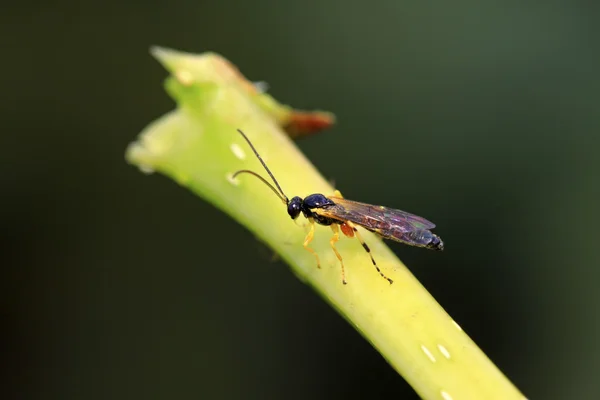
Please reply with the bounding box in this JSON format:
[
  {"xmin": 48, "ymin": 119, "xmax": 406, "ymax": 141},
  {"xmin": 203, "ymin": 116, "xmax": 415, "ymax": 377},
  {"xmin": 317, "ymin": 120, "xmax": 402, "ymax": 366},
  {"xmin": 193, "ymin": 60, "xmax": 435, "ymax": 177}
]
[{"xmin": 287, "ymin": 198, "xmax": 302, "ymax": 219}]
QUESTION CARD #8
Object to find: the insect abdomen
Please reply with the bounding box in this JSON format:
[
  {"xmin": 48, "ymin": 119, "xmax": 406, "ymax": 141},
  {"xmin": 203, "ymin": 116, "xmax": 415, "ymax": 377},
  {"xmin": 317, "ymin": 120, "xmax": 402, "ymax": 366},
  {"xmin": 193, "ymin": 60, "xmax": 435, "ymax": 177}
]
[{"xmin": 386, "ymin": 229, "xmax": 444, "ymax": 251}]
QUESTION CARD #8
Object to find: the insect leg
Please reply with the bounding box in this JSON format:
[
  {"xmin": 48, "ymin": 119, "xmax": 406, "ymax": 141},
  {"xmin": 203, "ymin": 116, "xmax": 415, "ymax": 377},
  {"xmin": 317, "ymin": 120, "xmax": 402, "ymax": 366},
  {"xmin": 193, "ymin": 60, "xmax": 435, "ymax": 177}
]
[
  {"xmin": 303, "ymin": 218, "xmax": 321, "ymax": 269},
  {"xmin": 340, "ymin": 222, "xmax": 355, "ymax": 238},
  {"xmin": 346, "ymin": 221, "xmax": 393, "ymax": 284},
  {"xmin": 329, "ymin": 224, "xmax": 347, "ymax": 285}
]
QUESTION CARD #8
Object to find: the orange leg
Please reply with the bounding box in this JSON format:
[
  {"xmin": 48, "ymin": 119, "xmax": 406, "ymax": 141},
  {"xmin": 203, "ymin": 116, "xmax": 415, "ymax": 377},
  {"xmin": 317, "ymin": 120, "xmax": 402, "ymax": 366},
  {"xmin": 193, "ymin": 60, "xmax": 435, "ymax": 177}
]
[
  {"xmin": 330, "ymin": 224, "xmax": 347, "ymax": 284},
  {"xmin": 345, "ymin": 221, "xmax": 393, "ymax": 284},
  {"xmin": 303, "ymin": 218, "xmax": 320, "ymax": 268}
]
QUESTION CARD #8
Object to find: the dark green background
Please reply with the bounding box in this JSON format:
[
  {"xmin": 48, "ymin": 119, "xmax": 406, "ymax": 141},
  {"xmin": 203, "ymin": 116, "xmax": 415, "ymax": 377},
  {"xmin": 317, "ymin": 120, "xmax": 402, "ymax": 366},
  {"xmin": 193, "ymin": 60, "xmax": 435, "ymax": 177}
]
[{"xmin": 3, "ymin": 1, "xmax": 599, "ymax": 399}]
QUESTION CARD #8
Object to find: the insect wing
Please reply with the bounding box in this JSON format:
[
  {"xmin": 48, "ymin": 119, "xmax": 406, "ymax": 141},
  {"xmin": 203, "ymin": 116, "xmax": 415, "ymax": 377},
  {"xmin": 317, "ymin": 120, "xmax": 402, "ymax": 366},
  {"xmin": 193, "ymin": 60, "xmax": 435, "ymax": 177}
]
[{"xmin": 322, "ymin": 197, "xmax": 436, "ymax": 232}]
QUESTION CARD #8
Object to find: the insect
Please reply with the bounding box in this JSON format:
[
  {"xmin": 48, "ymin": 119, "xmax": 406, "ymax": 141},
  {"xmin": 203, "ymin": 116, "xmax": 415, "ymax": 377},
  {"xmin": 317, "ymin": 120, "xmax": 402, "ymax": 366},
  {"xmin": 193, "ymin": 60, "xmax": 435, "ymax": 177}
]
[{"xmin": 232, "ymin": 129, "xmax": 444, "ymax": 285}]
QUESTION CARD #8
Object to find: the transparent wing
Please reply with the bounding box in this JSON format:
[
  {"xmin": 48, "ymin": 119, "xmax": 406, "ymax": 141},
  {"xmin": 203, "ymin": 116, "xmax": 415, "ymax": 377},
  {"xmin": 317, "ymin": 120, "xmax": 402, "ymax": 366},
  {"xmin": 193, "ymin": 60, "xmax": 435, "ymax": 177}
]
[{"xmin": 316, "ymin": 196, "xmax": 436, "ymax": 233}]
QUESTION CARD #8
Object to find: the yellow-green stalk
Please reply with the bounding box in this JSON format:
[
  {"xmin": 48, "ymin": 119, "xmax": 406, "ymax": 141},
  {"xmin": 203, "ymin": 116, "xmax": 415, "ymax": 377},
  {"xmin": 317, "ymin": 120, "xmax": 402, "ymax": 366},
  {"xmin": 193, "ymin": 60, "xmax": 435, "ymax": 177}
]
[{"xmin": 126, "ymin": 47, "xmax": 526, "ymax": 400}]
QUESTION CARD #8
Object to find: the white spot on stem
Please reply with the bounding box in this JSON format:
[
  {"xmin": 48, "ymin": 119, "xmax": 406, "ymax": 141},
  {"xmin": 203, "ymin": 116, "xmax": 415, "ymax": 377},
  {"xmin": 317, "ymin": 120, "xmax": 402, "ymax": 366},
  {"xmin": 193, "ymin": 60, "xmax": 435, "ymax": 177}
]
[
  {"xmin": 438, "ymin": 344, "xmax": 451, "ymax": 359},
  {"xmin": 451, "ymin": 319, "xmax": 463, "ymax": 331},
  {"xmin": 421, "ymin": 345, "xmax": 436, "ymax": 363},
  {"xmin": 175, "ymin": 70, "xmax": 194, "ymax": 86},
  {"xmin": 226, "ymin": 173, "xmax": 239, "ymax": 186},
  {"xmin": 230, "ymin": 143, "xmax": 246, "ymax": 160},
  {"xmin": 440, "ymin": 390, "xmax": 453, "ymax": 400}
]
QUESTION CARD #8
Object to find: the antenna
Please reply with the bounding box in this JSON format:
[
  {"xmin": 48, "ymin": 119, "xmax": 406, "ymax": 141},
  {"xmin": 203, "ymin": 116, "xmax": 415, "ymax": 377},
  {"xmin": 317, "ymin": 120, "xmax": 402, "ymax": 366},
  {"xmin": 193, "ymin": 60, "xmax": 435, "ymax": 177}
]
[
  {"xmin": 232, "ymin": 169, "xmax": 288, "ymax": 204},
  {"xmin": 234, "ymin": 129, "xmax": 290, "ymax": 204}
]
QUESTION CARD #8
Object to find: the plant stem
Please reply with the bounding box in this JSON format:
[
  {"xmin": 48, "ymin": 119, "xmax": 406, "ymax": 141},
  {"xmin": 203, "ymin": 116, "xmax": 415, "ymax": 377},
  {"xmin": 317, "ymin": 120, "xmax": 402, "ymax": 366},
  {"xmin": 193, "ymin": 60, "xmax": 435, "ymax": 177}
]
[{"xmin": 126, "ymin": 47, "xmax": 527, "ymax": 400}]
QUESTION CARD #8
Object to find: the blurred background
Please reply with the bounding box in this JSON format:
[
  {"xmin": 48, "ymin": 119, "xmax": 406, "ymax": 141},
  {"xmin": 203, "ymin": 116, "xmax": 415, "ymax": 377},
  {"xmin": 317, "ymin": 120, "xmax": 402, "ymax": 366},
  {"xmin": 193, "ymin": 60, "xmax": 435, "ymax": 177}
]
[{"xmin": 2, "ymin": 1, "xmax": 599, "ymax": 399}]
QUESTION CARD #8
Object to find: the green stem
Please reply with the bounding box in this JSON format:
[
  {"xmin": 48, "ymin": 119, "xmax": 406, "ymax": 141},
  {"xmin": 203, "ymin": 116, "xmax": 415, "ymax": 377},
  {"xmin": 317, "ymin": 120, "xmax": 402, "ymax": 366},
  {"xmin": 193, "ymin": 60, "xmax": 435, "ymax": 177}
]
[{"xmin": 126, "ymin": 47, "xmax": 527, "ymax": 400}]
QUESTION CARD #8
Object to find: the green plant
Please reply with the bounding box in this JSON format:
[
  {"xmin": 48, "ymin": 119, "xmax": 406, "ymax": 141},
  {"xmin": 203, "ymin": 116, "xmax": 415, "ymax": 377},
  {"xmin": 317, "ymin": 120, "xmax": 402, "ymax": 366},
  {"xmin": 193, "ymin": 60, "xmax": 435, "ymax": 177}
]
[{"xmin": 126, "ymin": 47, "xmax": 526, "ymax": 400}]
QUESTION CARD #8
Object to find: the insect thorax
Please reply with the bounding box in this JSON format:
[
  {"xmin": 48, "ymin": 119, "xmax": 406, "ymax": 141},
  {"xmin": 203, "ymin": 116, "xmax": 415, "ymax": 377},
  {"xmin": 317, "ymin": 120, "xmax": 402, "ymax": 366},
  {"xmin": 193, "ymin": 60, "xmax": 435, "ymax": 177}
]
[
  {"xmin": 312, "ymin": 213, "xmax": 337, "ymax": 226},
  {"xmin": 301, "ymin": 194, "xmax": 338, "ymax": 226}
]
